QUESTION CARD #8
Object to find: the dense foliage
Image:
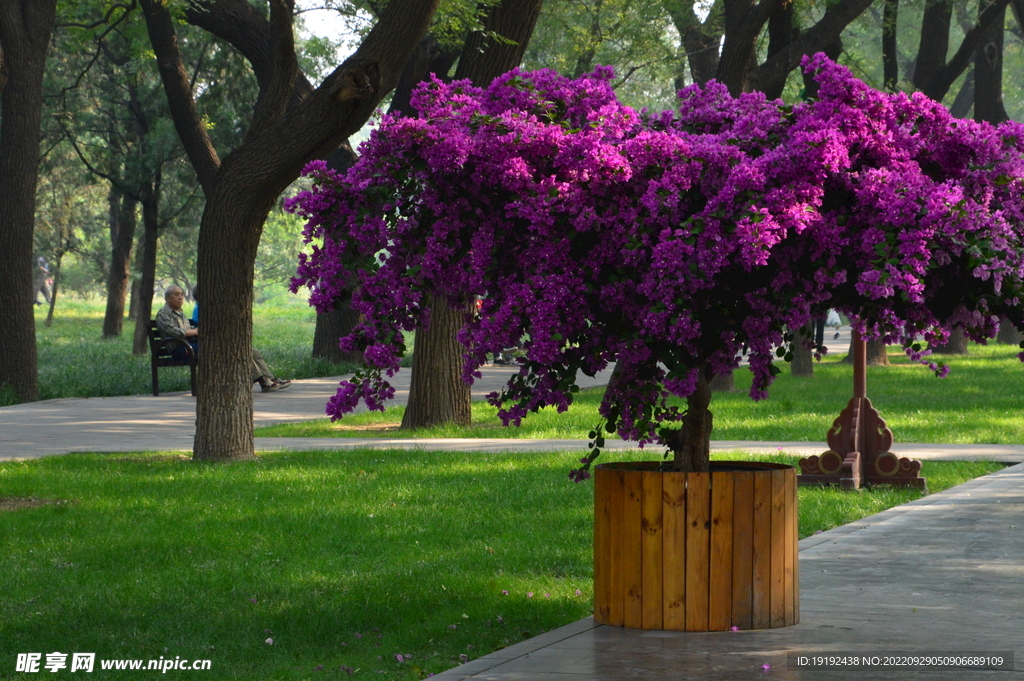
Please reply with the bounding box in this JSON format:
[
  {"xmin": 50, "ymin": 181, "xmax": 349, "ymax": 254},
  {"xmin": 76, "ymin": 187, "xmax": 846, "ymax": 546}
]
[{"xmin": 288, "ymin": 56, "xmax": 1024, "ymax": 476}]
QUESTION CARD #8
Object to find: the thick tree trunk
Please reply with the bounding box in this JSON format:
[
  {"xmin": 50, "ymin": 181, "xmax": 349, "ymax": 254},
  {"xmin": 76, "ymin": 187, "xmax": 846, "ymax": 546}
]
[
  {"xmin": 996, "ymin": 317, "xmax": 1022, "ymax": 345},
  {"xmin": 102, "ymin": 189, "xmax": 138, "ymax": 338},
  {"xmin": 132, "ymin": 183, "xmax": 160, "ymax": 356},
  {"xmin": 790, "ymin": 324, "xmax": 814, "ymax": 376},
  {"xmin": 663, "ymin": 0, "xmax": 722, "ymax": 88},
  {"xmin": 913, "ymin": 0, "xmax": 953, "ymax": 94},
  {"xmin": 974, "ymin": 0, "xmax": 1008, "ymax": 123},
  {"xmin": 398, "ymin": 0, "xmax": 543, "ymax": 430},
  {"xmin": 665, "ymin": 367, "xmax": 713, "ymax": 473},
  {"xmin": 312, "ymin": 300, "xmax": 363, "ymax": 364},
  {"xmin": 918, "ymin": 0, "xmax": 1012, "ymax": 101},
  {"xmin": 0, "ymin": 0, "xmax": 57, "ymax": 404},
  {"xmin": 764, "ymin": 0, "xmax": 797, "ymax": 100},
  {"xmin": 931, "ymin": 328, "xmax": 969, "ymax": 354},
  {"xmin": 400, "ymin": 294, "xmax": 473, "ymax": 430},
  {"xmin": 841, "ymin": 337, "xmax": 890, "ymax": 365}
]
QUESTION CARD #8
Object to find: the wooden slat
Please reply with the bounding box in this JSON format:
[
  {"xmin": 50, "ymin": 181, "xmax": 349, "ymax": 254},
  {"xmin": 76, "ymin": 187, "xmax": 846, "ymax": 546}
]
[
  {"xmin": 770, "ymin": 468, "xmax": 787, "ymax": 628},
  {"xmin": 708, "ymin": 470, "xmax": 735, "ymax": 630},
  {"xmin": 751, "ymin": 471, "xmax": 772, "ymax": 629},
  {"xmin": 607, "ymin": 469, "xmax": 626, "ymax": 626},
  {"xmin": 662, "ymin": 472, "xmax": 687, "ymax": 630},
  {"xmin": 685, "ymin": 472, "xmax": 710, "ymax": 631},
  {"xmin": 593, "ymin": 466, "xmax": 609, "ymax": 624},
  {"xmin": 640, "ymin": 470, "xmax": 664, "ymax": 630},
  {"xmin": 622, "ymin": 470, "xmax": 644, "ymax": 628},
  {"xmin": 783, "ymin": 468, "xmax": 797, "ymax": 626},
  {"xmin": 731, "ymin": 471, "xmax": 754, "ymax": 630}
]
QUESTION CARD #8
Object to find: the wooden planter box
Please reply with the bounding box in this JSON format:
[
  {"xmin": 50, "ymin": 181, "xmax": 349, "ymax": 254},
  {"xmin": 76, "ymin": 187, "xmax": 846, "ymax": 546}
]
[{"xmin": 593, "ymin": 461, "xmax": 798, "ymax": 631}]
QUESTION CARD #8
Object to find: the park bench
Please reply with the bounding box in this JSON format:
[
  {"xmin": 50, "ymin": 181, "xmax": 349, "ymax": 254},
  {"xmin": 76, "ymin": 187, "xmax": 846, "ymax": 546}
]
[{"xmin": 148, "ymin": 321, "xmax": 196, "ymax": 396}]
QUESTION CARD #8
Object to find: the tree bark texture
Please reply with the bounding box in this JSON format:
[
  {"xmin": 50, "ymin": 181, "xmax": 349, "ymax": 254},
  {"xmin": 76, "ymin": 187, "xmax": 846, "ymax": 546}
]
[
  {"xmin": 709, "ymin": 369, "xmax": 735, "ymax": 392},
  {"xmin": 930, "ymin": 328, "xmax": 969, "ymax": 354},
  {"xmin": 664, "ymin": 367, "xmax": 713, "ymax": 473},
  {"xmin": 790, "ymin": 324, "xmax": 814, "ymax": 376},
  {"xmin": 312, "ymin": 299, "xmax": 364, "ymax": 364},
  {"xmin": 452, "ymin": 0, "xmax": 544, "ymax": 85},
  {"xmin": 663, "ymin": 0, "xmax": 722, "ymax": 88},
  {"xmin": 973, "ymin": 0, "xmax": 1008, "ymax": 123},
  {"xmin": 142, "ymin": 0, "xmax": 441, "ymax": 461},
  {"xmin": 716, "ymin": 0, "xmax": 779, "ymax": 95},
  {"xmin": 0, "ymin": 0, "xmax": 57, "ymax": 403},
  {"xmin": 102, "ymin": 189, "xmax": 138, "ymax": 338},
  {"xmin": 913, "ymin": 0, "xmax": 953, "ymax": 94},
  {"xmin": 132, "ymin": 182, "xmax": 161, "ymax": 356},
  {"xmin": 996, "ymin": 317, "xmax": 1023, "ymax": 345},
  {"xmin": 841, "ymin": 337, "xmax": 890, "ymax": 365},
  {"xmin": 400, "ymin": 295, "xmax": 473, "ymax": 430},
  {"xmin": 764, "ymin": 0, "xmax": 797, "ymax": 99}
]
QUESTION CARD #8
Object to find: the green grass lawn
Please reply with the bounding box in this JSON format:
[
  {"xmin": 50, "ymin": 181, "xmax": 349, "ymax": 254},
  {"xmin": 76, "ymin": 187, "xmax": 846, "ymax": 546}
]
[
  {"xmin": 0, "ymin": 448, "xmax": 1005, "ymax": 680},
  {"xmin": 256, "ymin": 344, "xmax": 1024, "ymax": 445},
  {"xmin": 19, "ymin": 293, "xmax": 359, "ymax": 405}
]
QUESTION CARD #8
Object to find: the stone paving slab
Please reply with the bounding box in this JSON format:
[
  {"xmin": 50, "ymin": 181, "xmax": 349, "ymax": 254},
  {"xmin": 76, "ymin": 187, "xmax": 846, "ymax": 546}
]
[{"xmin": 431, "ymin": 462, "xmax": 1024, "ymax": 681}]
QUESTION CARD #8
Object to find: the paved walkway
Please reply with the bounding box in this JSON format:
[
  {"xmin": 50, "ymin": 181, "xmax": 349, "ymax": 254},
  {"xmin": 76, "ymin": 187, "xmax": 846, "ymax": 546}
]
[{"xmin": 2, "ymin": 363, "xmax": 1023, "ymax": 679}]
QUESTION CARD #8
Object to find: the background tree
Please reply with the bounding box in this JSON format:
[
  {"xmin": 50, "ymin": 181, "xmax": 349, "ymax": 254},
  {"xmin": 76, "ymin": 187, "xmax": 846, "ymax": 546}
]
[
  {"xmin": 139, "ymin": 0, "xmax": 441, "ymax": 460},
  {"xmin": 0, "ymin": 0, "xmax": 58, "ymax": 404}
]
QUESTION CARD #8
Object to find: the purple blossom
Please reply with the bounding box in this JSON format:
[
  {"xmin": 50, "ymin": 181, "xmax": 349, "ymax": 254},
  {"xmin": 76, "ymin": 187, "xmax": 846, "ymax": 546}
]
[{"xmin": 289, "ymin": 58, "xmax": 1024, "ymax": 469}]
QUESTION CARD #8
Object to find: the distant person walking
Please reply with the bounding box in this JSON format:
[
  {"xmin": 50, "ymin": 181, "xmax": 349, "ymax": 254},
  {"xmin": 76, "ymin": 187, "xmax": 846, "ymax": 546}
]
[{"xmin": 33, "ymin": 256, "xmax": 51, "ymax": 305}]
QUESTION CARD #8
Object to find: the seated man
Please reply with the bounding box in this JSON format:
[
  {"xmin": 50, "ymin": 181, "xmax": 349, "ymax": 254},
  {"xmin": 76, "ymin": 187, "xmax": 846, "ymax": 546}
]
[{"xmin": 155, "ymin": 285, "xmax": 291, "ymax": 393}]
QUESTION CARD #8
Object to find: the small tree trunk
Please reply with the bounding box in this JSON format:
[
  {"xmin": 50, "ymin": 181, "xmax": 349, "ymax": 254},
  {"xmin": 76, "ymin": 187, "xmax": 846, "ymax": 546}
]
[
  {"xmin": 400, "ymin": 294, "xmax": 472, "ymax": 429},
  {"xmin": 312, "ymin": 300, "xmax": 363, "ymax": 364},
  {"xmin": 44, "ymin": 253, "xmax": 62, "ymax": 328},
  {"xmin": 102, "ymin": 189, "xmax": 137, "ymax": 338},
  {"xmin": 132, "ymin": 183, "xmax": 160, "ymax": 356},
  {"xmin": 931, "ymin": 328, "xmax": 969, "ymax": 354},
  {"xmin": 996, "ymin": 317, "xmax": 1022, "ymax": 345},
  {"xmin": 665, "ymin": 368, "xmax": 713, "ymax": 473},
  {"xmin": 790, "ymin": 324, "xmax": 814, "ymax": 376}
]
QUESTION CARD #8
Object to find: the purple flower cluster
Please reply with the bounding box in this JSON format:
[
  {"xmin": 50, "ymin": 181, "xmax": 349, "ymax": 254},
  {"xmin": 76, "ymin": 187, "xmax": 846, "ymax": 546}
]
[{"xmin": 287, "ymin": 56, "xmax": 1024, "ymax": 474}]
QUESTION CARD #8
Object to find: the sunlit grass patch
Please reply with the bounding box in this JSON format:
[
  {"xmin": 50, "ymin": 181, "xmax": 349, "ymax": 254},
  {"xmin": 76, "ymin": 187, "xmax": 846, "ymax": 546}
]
[{"xmin": 0, "ymin": 448, "xmax": 1004, "ymax": 679}]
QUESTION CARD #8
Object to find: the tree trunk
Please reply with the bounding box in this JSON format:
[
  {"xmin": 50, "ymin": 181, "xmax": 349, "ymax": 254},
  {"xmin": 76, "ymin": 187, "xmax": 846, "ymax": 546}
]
[
  {"xmin": 709, "ymin": 369, "xmax": 735, "ymax": 392},
  {"xmin": 882, "ymin": 0, "xmax": 899, "ymax": 89},
  {"xmin": 312, "ymin": 299, "xmax": 364, "ymax": 364},
  {"xmin": 132, "ymin": 182, "xmax": 160, "ymax": 356},
  {"xmin": 44, "ymin": 251, "xmax": 62, "ymax": 328},
  {"xmin": 841, "ymin": 337, "xmax": 890, "ymax": 364},
  {"xmin": 996, "ymin": 317, "xmax": 1022, "ymax": 345},
  {"xmin": 931, "ymin": 328, "xmax": 969, "ymax": 354},
  {"xmin": 716, "ymin": 0, "xmax": 770, "ymax": 95},
  {"xmin": 398, "ymin": 0, "xmax": 544, "ymax": 430},
  {"xmin": 913, "ymin": 0, "xmax": 953, "ymax": 94},
  {"xmin": 664, "ymin": 367, "xmax": 713, "ymax": 473},
  {"xmin": 0, "ymin": 0, "xmax": 57, "ymax": 404},
  {"xmin": 764, "ymin": 0, "xmax": 797, "ymax": 100},
  {"xmin": 663, "ymin": 0, "xmax": 722, "ymax": 88},
  {"xmin": 973, "ymin": 0, "xmax": 1008, "ymax": 123},
  {"xmin": 790, "ymin": 324, "xmax": 814, "ymax": 376},
  {"xmin": 102, "ymin": 188, "xmax": 138, "ymax": 338},
  {"xmin": 400, "ymin": 295, "xmax": 473, "ymax": 429}
]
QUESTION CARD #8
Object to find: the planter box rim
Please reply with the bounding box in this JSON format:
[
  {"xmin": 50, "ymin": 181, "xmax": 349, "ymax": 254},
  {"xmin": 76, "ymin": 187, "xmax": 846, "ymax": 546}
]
[{"xmin": 595, "ymin": 460, "xmax": 794, "ymax": 473}]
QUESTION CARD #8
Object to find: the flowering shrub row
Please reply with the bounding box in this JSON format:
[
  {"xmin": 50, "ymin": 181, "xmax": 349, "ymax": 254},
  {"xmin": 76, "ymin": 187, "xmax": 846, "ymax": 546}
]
[{"xmin": 287, "ymin": 56, "xmax": 1024, "ymax": 475}]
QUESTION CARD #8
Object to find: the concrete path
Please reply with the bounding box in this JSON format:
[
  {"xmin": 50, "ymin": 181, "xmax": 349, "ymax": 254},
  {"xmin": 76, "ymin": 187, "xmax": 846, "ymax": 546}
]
[{"xmin": 431, "ymin": 461, "xmax": 1024, "ymax": 680}]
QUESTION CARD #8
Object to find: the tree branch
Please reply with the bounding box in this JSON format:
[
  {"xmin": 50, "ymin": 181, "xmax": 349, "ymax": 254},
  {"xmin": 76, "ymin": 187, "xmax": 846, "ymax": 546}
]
[
  {"xmin": 139, "ymin": 0, "xmax": 221, "ymax": 195},
  {"xmin": 920, "ymin": 0, "xmax": 1013, "ymax": 101},
  {"xmin": 747, "ymin": 0, "xmax": 875, "ymax": 94},
  {"xmin": 247, "ymin": 0, "xmax": 299, "ymax": 140}
]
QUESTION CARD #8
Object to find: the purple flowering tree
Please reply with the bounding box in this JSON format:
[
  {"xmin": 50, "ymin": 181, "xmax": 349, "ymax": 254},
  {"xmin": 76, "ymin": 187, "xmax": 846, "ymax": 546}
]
[{"xmin": 288, "ymin": 56, "xmax": 1024, "ymax": 475}]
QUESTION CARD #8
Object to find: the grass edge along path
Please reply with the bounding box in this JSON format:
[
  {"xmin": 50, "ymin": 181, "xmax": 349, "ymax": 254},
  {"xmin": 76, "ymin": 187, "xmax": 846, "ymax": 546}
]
[
  {"xmin": 0, "ymin": 448, "xmax": 1004, "ymax": 681},
  {"xmin": 255, "ymin": 344, "xmax": 1024, "ymax": 446}
]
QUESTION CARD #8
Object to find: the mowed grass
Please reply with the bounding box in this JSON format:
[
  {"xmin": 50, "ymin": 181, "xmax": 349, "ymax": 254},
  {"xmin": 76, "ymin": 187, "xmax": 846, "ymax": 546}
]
[
  {"xmin": 0, "ymin": 448, "xmax": 1004, "ymax": 680},
  {"xmin": 256, "ymin": 344, "xmax": 1024, "ymax": 445},
  {"xmin": 20, "ymin": 293, "xmax": 358, "ymax": 405}
]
